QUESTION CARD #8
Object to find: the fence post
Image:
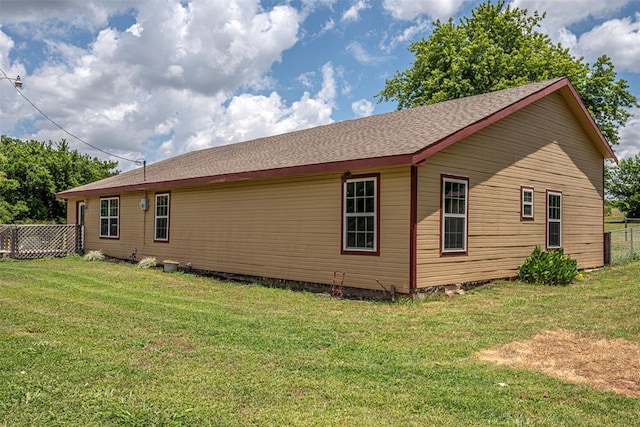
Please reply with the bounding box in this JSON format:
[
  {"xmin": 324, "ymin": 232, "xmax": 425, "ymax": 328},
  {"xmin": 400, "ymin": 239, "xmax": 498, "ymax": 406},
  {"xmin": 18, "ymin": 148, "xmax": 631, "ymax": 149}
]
[
  {"xmin": 631, "ymin": 227, "xmax": 635, "ymax": 256},
  {"xmin": 604, "ymin": 231, "xmax": 611, "ymax": 265},
  {"xmin": 10, "ymin": 226, "xmax": 17, "ymax": 258},
  {"xmin": 76, "ymin": 225, "xmax": 83, "ymax": 254}
]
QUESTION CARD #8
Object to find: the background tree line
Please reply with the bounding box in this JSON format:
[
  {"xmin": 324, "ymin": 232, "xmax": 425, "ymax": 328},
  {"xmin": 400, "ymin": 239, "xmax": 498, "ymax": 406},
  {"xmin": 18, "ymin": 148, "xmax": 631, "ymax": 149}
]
[
  {"xmin": 0, "ymin": 135, "xmax": 118, "ymax": 223},
  {"xmin": 607, "ymin": 155, "xmax": 640, "ymax": 219}
]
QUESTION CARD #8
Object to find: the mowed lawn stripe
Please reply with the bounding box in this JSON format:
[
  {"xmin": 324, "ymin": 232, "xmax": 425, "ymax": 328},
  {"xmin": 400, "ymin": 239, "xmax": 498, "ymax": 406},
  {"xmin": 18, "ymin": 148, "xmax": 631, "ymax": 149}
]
[{"xmin": 1, "ymin": 256, "xmax": 638, "ymax": 426}]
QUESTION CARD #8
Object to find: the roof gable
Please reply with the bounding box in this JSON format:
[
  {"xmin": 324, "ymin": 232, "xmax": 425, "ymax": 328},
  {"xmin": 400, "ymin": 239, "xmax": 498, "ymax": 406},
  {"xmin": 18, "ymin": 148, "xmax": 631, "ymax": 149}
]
[{"xmin": 57, "ymin": 77, "xmax": 614, "ymax": 198}]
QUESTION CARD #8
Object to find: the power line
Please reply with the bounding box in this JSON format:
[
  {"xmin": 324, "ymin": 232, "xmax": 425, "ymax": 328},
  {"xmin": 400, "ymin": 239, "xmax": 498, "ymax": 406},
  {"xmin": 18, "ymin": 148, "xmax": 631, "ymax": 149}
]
[{"xmin": 1, "ymin": 67, "xmax": 143, "ymax": 165}]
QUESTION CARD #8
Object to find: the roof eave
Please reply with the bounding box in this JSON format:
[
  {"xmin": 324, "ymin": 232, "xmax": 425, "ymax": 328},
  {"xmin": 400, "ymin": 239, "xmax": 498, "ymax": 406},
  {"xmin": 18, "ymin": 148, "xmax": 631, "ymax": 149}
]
[
  {"xmin": 559, "ymin": 82, "xmax": 618, "ymax": 163},
  {"xmin": 410, "ymin": 77, "xmax": 617, "ymax": 165},
  {"xmin": 56, "ymin": 153, "xmax": 415, "ymax": 199}
]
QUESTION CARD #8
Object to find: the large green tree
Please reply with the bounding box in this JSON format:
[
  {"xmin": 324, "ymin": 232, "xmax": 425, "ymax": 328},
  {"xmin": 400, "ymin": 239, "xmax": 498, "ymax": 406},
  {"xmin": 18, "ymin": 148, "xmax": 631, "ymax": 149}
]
[
  {"xmin": 606, "ymin": 155, "xmax": 640, "ymax": 218},
  {"xmin": 0, "ymin": 136, "xmax": 118, "ymax": 223},
  {"xmin": 377, "ymin": 0, "xmax": 638, "ymax": 145}
]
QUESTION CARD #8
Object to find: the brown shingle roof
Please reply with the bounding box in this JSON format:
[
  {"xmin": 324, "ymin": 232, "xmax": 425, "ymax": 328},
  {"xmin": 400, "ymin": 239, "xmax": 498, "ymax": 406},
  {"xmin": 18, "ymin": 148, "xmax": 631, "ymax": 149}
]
[{"xmin": 57, "ymin": 77, "xmax": 613, "ymax": 198}]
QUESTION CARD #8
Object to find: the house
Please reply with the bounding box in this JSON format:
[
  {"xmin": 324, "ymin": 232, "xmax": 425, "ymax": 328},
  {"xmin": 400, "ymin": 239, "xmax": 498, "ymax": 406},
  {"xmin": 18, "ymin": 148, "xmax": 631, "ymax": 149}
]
[{"xmin": 57, "ymin": 77, "xmax": 615, "ymax": 297}]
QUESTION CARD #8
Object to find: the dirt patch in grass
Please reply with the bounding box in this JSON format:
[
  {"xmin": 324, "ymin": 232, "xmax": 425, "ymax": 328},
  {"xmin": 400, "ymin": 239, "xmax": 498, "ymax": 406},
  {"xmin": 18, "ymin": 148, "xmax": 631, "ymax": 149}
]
[{"xmin": 476, "ymin": 330, "xmax": 640, "ymax": 397}]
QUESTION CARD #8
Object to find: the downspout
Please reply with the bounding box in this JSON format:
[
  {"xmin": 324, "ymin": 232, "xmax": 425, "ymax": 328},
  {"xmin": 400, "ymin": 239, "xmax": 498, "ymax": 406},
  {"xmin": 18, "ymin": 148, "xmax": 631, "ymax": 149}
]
[
  {"xmin": 142, "ymin": 190, "xmax": 147, "ymax": 258},
  {"xmin": 602, "ymin": 160, "xmax": 607, "ymax": 266},
  {"xmin": 409, "ymin": 165, "xmax": 418, "ymax": 295},
  {"xmin": 142, "ymin": 161, "xmax": 148, "ymax": 257}
]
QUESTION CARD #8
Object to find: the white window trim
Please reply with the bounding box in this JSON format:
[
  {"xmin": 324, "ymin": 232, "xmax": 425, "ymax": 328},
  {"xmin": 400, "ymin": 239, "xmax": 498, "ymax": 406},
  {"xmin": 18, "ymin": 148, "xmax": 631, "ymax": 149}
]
[
  {"xmin": 547, "ymin": 191, "xmax": 562, "ymax": 249},
  {"xmin": 441, "ymin": 176, "xmax": 468, "ymax": 254},
  {"xmin": 521, "ymin": 187, "xmax": 534, "ymax": 219},
  {"xmin": 99, "ymin": 197, "xmax": 119, "ymax": 238},
  {"xmin": 343, "ymin": 176, "xmax": 378, "ymax": 253},
  {"xmin": 154, "ymin": 193, "xmax": 170, "ymax": 242}
]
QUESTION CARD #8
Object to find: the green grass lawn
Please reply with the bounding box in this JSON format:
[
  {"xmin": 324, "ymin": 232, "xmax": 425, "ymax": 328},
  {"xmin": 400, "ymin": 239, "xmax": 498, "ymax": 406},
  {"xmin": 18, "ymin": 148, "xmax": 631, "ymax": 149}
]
[{"xmin": 1, "ymin": 257, "xmax": 639, "ymax": 426}]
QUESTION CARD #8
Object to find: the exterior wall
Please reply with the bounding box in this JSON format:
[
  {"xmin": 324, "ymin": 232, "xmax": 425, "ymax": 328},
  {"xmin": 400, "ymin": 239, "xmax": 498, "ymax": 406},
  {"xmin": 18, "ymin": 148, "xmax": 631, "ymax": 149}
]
[
  {"xmin": 79, "ymin": 167, "xmax": 412, "ymax": 293},
  {"xmin": 66, "ymin": 199, "xmax": 78, "ymax": 224},
  {"xmin": 416, "ymin": 92, "xmax": 605, "ymax": 288}
]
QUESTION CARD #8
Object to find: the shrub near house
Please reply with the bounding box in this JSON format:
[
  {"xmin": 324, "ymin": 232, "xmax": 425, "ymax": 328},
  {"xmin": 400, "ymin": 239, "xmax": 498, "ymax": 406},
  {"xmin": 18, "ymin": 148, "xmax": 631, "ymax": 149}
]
[{"xmin": 518, "ymin": 247, "xmax": 578, "ymax": 286}]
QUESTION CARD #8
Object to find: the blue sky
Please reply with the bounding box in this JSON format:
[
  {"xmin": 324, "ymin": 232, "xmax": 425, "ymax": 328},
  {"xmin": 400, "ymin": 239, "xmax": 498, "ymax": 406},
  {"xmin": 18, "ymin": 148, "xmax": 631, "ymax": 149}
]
[{"xmin": 1, "ymin": 0, "xmax": 639, "ymax": 171}]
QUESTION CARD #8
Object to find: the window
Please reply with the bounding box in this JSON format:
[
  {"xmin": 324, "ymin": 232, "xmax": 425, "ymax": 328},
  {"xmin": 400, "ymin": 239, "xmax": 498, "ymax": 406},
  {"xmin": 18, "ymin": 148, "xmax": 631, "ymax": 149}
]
[
  {"xmin": 547, "ymin": 191, "xmax": 562, "ymax": 248},
  {"xmin": 99, "ymin": 197, "xmax": 119, "ymax": 238},
  {"xmin": 155, "ymin": 193, "xmax": 170, "ymax": 242},
  {"xmin": 343, "ymin": 175, "xmax": 378, "ymax": 253},
  {"xmin": 521, "ymin": 187, "xmax": 534, "ymax": 220},
  {"xmin": 442, "ymin": 176, "xmax": 468, "ymax": 254}
]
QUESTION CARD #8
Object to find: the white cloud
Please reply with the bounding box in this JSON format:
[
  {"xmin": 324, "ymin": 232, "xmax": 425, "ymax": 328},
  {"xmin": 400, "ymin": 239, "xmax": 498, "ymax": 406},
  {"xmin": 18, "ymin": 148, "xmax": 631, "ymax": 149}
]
[
  {"xmin": 321, "ymin": 18, "xmax": 336, "ymax": 33},
  {"xmin": 300, "ymin": 0, "xmax": 337, "ymax": 14},
  {"xmin": 352, "ymin": 99, "xmax": 374, "ymax": 117},
  {"xmin": 576, "ymin": 14, "xmax": 640, "ymax": 72},
  {"xmin": 346, "ymin": 40, "xmax": 387, "ymax": 64},
  {"xmin": 382, "ymin": 18, "xmax": 430, "ymax": 52},
  {"xmin": 617, "ymin": 106, "xmax": 640, "ymax": 160},
  {"xmin": 245, "ymin": 75, "xmax": 277, "ymax": 92},
  {"xmin": 297, "ymin": 71, "xmax": 316, "ymax": 89},
  {"xmin": 178, "ymin": 62, "xmax": 337, "ymax": 154},
  {"xmin": 0, "ymin": 0, "xmax": 131, "ymax": 28},
  {"xmin": 0, "ymin": 27, "xmax": 25, "ymax": 83},
  {"xmin": 317, "ymin": 62, "xmax": 337, "ymax": 104},
  {"xmin": 342, "ymin": 0, "xmax": 370, "ymax": 22},
  {"xmin": 510, "ymin": 1, "xmax": 638, "ymax": 69},
  {"xmin": 0, "ymin": 1, "xmax": 305, "ymax": 168},
  {"xmin": 1, "ymin": 28, "xmax": 31, "ymax": 143},
  {"xmin": 126, "ymin": 23, "xmax": 143, "ymax": 38},
  {"xmin": 557, "ymin": 27, "xmax": 578, "ymax": 51},
  {"xmin": 510, "ymin": 0, "xmax": 630, "ymax": 37},
  {"xmin": 383, "ymin": 0, "xmax": 468, "ymax": 21}
]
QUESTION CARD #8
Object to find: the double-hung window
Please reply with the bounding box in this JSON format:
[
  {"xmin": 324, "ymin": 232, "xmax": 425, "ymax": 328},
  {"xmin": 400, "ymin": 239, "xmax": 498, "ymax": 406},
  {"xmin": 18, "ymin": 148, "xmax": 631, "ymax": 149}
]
[
  {"xmin": 155, "ymin": 193, "xmax": 170, "ymax": 242},
  {"xmin": 442, "ymin": 176, "xmax": 468, "ymax": 254},
  {"xmin": 521, "ymin": 187, "xmax": 534, "ymax": 220},
  {"xmin": 547, "ymin": 190, "xmax": 562, "ymax": 248},
  {"xmin": 343, "ymin": 175, "xmax": 378, "ymax": 253},
  {"xmin": 99, "ymin": 197, "xmax": 119, "ymax": 238}
]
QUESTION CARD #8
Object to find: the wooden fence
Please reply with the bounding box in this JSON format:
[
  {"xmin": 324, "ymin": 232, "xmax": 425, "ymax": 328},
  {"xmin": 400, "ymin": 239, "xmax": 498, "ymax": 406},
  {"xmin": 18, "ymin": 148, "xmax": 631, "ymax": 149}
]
[{"xmin": 0, "ymin": 224, "xmax": 81, "ymax": 259}]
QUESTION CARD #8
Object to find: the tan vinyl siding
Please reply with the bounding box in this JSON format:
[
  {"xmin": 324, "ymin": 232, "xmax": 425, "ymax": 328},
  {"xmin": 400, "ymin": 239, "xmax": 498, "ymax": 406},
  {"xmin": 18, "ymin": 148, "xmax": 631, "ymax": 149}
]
[
  {"xmin": 416, "ymin": 92, "xmax": 605, "ymax": 287},
  {"xmin": 83, "ymin": 193, "xmax": 145, "ymax": 255},
  {"xmin": 81, "ymin": 167, "xmax": 411, "ymax": 293},
  {"xmin": 66, "ymin": 198, "xmax": 80, "ymax": 224}
]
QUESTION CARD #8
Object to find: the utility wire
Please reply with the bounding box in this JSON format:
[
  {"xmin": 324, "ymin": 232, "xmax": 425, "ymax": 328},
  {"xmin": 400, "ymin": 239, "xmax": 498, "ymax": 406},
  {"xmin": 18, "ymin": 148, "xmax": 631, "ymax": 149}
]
[{"xmin": 1, "ymin": 67, "xmax": 144, "ymax": 165}]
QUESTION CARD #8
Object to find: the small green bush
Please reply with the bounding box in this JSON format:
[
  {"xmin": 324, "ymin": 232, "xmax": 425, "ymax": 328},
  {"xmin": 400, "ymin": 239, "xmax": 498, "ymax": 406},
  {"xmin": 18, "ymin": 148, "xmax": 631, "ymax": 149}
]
[
  {"xmin": 83, "ymin": 250, "xmax": 105, "ymax": 262},
  {"xmin": 518, "ymin": 246, "xmax": 578, "ymax": 286},
  {"xmin": 138, "ymin": 257, "xmax": 157, "ymax": 269}
]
